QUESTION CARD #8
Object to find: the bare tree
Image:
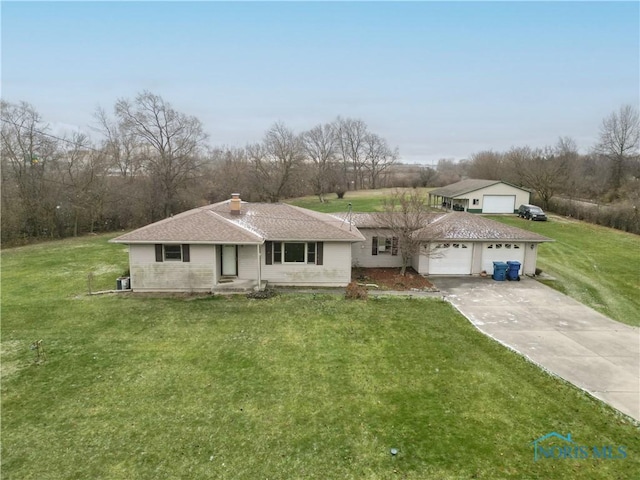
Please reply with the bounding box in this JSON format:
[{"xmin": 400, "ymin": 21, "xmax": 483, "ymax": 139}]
[
  {"xmin": 335, "ymin": 117, "xmax": 369, "ymax": 190},
  {"xmin": 377, "ymin": 189, "xmax": 436, "ymax": 275},
  {"xmin": 553, "ymin": 137, "xmax": 581, "ymax": 200},
  {"xmin": 595, "ymin": 104, "xmax": 640, "ymax": 195},
  {"xmin": 94, "ymin": 106, "xmax": 142, "ymax": 178},
  {"xmin": 508, "ymin": 146, "xmax": 568, "ymax": 210},
  {"xmin": 248, "ymin": 122, "xmax": 305, "ymax": 202},
  {"xmin": 435, "ymin": 158, "xmax": 464, "ymax": 186},
  {"xmin": 113, "ymin": 91, "xmax": 208, "ymax": 218},
  {"xmin": 207, "ymin": 146, "xmax": 257, "ymax": 202},
  {"xmin": 467, "ymin": 150, "xmax": 506, "ymax": 180},
  {"xmin": 417, "ymin": 166, "xmax": 438, "ymax": 187},
  {"xmin": 363, "ymin": 133, "xmax": 397, "ymax": 189},
  {"xmin": 301, "ymin": 123, "xmax": 338, "ymax": 202},
  {"xmin": 56, "ymin": 132, "xmax": 110, "ymax": 236},
  {"xmin": 1, "ymin": 100, "xmax": 61, "ymax": 240}
]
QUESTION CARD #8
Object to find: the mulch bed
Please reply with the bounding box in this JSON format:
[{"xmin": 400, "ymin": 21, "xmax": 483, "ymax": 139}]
[{"xmin": 352, "ymin": 267, "xmax": 434, "ymax": 291}]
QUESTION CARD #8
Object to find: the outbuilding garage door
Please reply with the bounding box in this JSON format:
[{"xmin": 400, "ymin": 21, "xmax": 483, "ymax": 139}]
[
  {"xmin": 429, "ymin": 242, "xmax": 473, "ymax": 274},
  {"xmin": 482, "ymin": 195, "xmax": 515, "ymax": 213},
  {"xmin": 482, "ymin": 243, "xmax": 525, "ymax": 274}
]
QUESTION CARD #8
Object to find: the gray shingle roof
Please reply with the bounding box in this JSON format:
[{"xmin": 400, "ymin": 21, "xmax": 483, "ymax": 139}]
[
  {"xmin": 209, "ymin": 201, "xmax": 365, "ymax": 241},
  {"xmin": 413, "ymin": 212, "xmax": 553, "ymax": 242},
  {"xmin": 333, "ymin": 211, "xmax": 551, "ymax": 242},
  {"xmin": 429, "ymin": 179, "xmax": 529, "ymax": 198},
  {"xmin": 111, "ymin": 201, "xmax": 365, "ymax": 244},
  {"xmin": 331, "ymin": 212, "xmax": 446, "ymax": 228}
]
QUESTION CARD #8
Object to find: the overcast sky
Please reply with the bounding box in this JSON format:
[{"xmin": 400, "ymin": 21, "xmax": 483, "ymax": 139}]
[{"xmin": 2, "ymin": 1, "xmax": 638, "ymax": 164}]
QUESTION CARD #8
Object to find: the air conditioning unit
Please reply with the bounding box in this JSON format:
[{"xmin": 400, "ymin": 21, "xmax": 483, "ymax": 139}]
[{"xmin": 378, "ymin": 245, "xmax": 386, "ymax": 252}]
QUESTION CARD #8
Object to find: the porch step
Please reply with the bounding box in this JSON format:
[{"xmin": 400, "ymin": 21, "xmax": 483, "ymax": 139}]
[{"xmin": 213, "ymin": 279, "xmax": 268, "ymax": 293}]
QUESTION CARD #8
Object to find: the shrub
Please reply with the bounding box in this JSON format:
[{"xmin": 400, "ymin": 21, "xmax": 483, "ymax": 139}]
[
  {"xmin": 547, "ymin": 198, "xmax": 640, "ymax": 234},
  {"xmin": 345, "ymin": 281, "xmax": 368, "ymax": 300},
  {"xmin": 246, "ymin": 288, "xmax": 277, "ymax": 300}
]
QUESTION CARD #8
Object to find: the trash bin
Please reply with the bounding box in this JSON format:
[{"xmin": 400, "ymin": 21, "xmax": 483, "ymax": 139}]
[
  {"xmin": 506, "ymin": 261, "xmax": 521, "ymax": 281},
  {"xmin": 116, "ymin": 277, "xmax": 123, "ymax": 290},
  {"xmin": 492, "ymin": 261, "xmax": 508, "ymax": 281}
]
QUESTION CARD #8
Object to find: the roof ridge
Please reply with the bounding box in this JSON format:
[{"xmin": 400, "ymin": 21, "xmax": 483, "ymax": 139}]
[{"xmin": 205, "ymin": 210, "xmax": 264, "ymax": 241}]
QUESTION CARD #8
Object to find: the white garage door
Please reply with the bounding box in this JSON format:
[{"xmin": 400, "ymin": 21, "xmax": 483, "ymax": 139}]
[
  {"xmin": 483, "ymin": 195, "xmax": 515, "ymax": 213},
  {"xmin": 482, "ymin": 243, "xmax": 525, "ymax": 274},
  {"xmin": 429, "ymin": 242, "xmax": 473, "ymax": 274}
]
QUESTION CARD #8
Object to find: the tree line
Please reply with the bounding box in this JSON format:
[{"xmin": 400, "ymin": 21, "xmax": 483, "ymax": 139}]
[
  {"xmin": 2, "ymin": 93, "xmax": 638, "ymax": 245},
  {"xmin": 1, "ymin": 91, "xmax": 398, "ymax": 245},
  {"xmin": 463, "ymin": 105, "xmax": 639, "ymax": 210},
  {"xmin": 403, "ymin": 105, "xmax": 639, "ymax": 233}
]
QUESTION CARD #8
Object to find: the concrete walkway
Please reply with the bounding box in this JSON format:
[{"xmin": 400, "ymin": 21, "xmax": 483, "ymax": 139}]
[{"xmin": 432, "ymin": 276, "xmax": 640, "ymax": 422}]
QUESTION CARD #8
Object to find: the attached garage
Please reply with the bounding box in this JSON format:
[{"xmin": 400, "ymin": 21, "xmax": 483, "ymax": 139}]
[
  {"xmin": 482, "ymin": 195, "xmax": 516, "ymax": 214},
  {"xmin": 429, "ymin": 242, "xmax": 473, "ymax": 274},
  {"xmin": 344, "ymin": 211, "xmax": 552, "ymax": 277},
  {"xmin": 481, "ymin": 242, "xmax": 525, "ymax": 274}
]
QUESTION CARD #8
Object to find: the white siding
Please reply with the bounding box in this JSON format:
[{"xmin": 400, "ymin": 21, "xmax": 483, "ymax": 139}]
[
  {"xmin": 481, "ymin": 242, "xmax": 525, "ymax": 274},
  {"xmin": 351, "ymin": 229, "xmax": 404, "ymax": 268},
  {"xmin": 237, "ymin": 244, "xmax": 259, "ymax": 280},
  {"xmin": 413, "ymin": 246, "xmax": 429, "ymax": 274},
  {"xmin": 262, "ymin": 242, "xmax": 353, "ymax": 286},
  {"xmin": 523, "ymin": 243, "xmax": 538, "ymax": 275},
  {"xmin": 129, "ymin": 244, "xmax": 216, "ymax": 292},
  {"xmin": 464, "ymin": 183, "xmax": 530, "ymax": 213}
]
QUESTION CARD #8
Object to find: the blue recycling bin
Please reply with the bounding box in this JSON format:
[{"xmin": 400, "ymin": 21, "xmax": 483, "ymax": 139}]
[
  {"xmin": 492, "ymin": 261, "xmax": 508, "ymax": 281},
  {"xmin": 506, "ymin": 261, "xmax": 521, "ymax": 281}
]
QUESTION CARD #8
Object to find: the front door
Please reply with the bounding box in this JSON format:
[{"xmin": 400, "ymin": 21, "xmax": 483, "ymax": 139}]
[{"xmin": 221, "ymin": 245, "xmax": 237, "ymax": 276}]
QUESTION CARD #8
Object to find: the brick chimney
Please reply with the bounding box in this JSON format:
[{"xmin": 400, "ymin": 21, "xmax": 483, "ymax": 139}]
[{"xmin": 230, "ymin": 193, "xmax": 241, "ymax": 215}]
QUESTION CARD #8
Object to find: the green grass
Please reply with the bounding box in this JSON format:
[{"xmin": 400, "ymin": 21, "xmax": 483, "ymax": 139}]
[
  {"xmin": 290, "ymin": 189, "xmax": 640, "ymax": 327},
  {"xmin": 486, "ymin": 215, "xmax": 640, "ymax": 327},
  {"xmin": 2, "ymin": 235, "xmax": 639, "ymax": 479},
  {"xmin": 288, "ymin": 188, "xmax": 433, "ymax": 213}
]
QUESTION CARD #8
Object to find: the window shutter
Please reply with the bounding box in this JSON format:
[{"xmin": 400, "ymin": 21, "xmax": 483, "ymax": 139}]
[
  {"xmin": 182, "ymin": 244, "xmax": 190, "ymax": 262},
  {"xmin": 155, "ymin": 244, "xmax": 163, "ymax": 262},
  {"xmin": 392, "ymin": 237, "xmax": 399, "ymax": 256},
  {"xmin": 265, "ymin": 241, "xmax": 273, "ymax": 265},
  {"xmin": 372, "ymin": 236, "xmax": 378, "ymax": 256},
  {"xmin": 317, "ymin": 242, "xmax": 323, "ymax": 265}
]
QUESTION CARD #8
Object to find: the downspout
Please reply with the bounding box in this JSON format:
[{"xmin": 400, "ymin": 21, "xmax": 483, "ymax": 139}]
[{"xmin": 257, "ymin": 244, "xmax": 262, "ymax": 291}]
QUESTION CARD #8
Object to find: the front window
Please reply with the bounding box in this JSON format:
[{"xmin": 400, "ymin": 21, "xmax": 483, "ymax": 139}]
[
  {"xmin": 271, "ymin": 242, "xmax": 318, "ymax": 264},
  {"xmin": 164, "ymin": 245, "xmax": 182, "ymax": 261},
  {"xmin": 284, "ymin": 242, "xmax": 306, "ymax": 263},
  {"xmin": 372, "ymin": 236, "xmax": 398, "ymax": 255}
]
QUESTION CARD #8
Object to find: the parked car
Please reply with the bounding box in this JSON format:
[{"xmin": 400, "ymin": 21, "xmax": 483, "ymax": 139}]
[{"xmin": 518, "ymin": 204, "xmax": 547, "ymax": 221}]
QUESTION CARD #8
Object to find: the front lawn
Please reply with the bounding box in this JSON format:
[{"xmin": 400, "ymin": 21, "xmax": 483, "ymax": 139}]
[
  {"xmin": 487, "ymin": 215, "xmax": 640, "ymax": 327},
  {"xmin": 1, "ymin": 236, "xmax": 638, "ymax": 479}
]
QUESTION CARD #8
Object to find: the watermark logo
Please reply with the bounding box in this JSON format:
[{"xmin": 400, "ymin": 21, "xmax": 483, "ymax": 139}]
[{"xmin": 530, "ymin": 432, "xmax": 627, "ymax": 461}]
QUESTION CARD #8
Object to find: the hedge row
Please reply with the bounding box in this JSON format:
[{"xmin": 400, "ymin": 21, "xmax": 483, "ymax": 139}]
[{"xmin": 546, "ymin": 198, "xmax": 640, "ymax": 235}]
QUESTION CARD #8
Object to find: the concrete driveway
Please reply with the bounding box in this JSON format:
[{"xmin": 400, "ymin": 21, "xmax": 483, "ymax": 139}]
[{"xmin": 432, "ymin": 276, "xmax": 640, "ymax": 421}]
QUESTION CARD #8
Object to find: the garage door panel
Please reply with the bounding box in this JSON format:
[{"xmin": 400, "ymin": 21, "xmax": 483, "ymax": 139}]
[
  {"xmin": 429, "ymin": 242, "xmax": 472, "ymax": 274},
  {"xmin": 483, "ymin": 195, "xmax": 515, "ymax": 213},
  {"xmin": 482, "ymin": 243, "xmax": 525, "ymax": 274}
]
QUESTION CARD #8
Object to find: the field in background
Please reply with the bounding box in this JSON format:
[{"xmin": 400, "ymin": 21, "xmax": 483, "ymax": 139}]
[{"xmin": 288, "ymin": 188, "xmax": 433, "ymax": 213}]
